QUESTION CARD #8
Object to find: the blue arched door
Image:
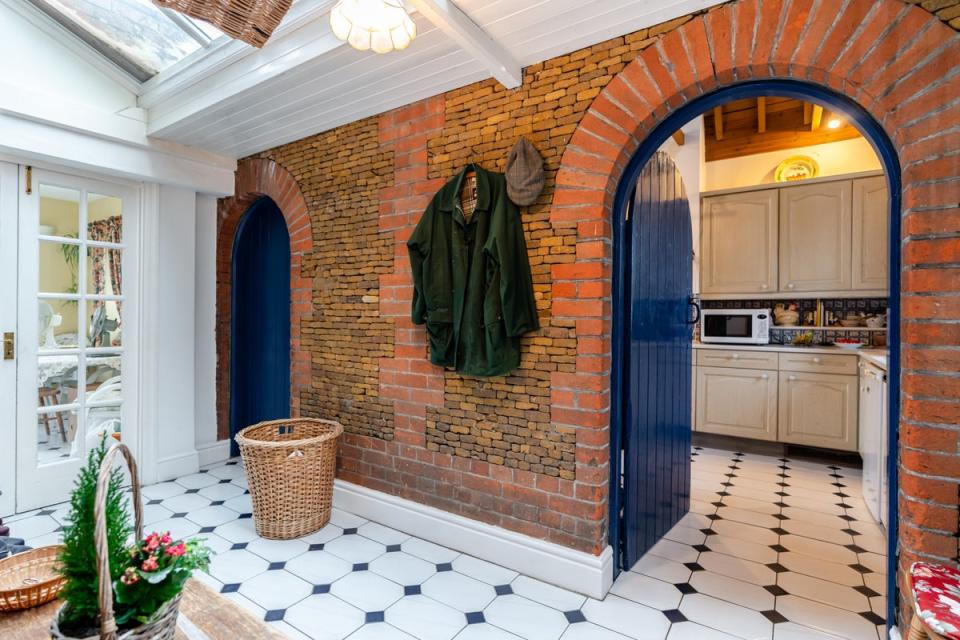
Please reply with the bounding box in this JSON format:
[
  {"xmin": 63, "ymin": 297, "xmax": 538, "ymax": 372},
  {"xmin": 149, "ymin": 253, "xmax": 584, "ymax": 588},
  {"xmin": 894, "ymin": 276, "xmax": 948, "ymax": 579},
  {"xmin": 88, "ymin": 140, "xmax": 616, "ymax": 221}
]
[
  {"xmin": 230, "ymin": 197, "xmax": 291, "ymax": 455},
  {"xmin": 620, "ymin": 151, "xmax": 694, "ymax": 569}
]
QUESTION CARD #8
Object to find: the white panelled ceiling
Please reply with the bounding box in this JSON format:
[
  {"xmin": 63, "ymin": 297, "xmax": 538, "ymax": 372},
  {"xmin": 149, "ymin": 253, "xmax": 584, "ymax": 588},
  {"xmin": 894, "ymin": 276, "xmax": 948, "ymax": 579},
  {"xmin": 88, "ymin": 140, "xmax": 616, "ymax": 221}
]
[{"xmin": 15, "ymin": 0, "xmax": 725, "ymax": 158}]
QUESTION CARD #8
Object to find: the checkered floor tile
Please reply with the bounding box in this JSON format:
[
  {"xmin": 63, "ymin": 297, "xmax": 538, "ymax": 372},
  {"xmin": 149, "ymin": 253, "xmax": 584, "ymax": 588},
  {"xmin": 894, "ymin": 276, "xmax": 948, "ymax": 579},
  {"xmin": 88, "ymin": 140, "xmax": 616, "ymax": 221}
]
[{"xmin": 4, "ymin": 446, "xmax": 888, "ymax": 639}]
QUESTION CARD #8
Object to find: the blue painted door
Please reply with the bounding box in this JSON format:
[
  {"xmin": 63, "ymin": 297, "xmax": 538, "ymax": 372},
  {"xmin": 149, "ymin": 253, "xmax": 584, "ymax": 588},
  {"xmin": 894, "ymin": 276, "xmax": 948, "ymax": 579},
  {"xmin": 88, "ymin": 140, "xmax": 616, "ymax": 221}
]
[
  {"xmin": 230, "ymin": 197, "xmax": 291, "ymax": 456},
  {"xmin": 621, "ymin": 151, "xmax": 694, "ymax": 569}
]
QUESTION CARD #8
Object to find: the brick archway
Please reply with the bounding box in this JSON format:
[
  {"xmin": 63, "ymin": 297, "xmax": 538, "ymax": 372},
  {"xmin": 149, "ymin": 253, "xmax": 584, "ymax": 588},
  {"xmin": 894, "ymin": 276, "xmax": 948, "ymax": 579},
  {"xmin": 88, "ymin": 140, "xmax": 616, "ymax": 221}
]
[
  {"xmin": 216, "ymin": 158, "xmax": 313, "ymax": 440},
  {"xmin": 550, "ymin": 0, "xmax": 959, "ymax": 621}
]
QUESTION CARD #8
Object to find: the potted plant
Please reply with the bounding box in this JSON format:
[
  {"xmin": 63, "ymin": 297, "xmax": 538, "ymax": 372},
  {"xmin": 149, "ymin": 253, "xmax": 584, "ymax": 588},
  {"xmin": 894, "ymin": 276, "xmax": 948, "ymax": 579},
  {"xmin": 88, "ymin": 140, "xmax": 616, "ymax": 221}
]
[{"xmin": 51, "ymin": 439, "xmax": 210, "ymax": 639}]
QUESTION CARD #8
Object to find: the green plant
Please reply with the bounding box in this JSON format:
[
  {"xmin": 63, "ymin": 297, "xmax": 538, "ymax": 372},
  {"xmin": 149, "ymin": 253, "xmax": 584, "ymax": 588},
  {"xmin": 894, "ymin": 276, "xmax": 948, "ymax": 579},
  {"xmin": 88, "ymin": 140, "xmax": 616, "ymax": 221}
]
[
  {"xmin": 59, "ymin": 233, "xmax": 80, "ymax": 305},
  {"xmin": 56, "ymin": 437, "xmax": 132, "ymax": 629},
  {"xmin": 113, "ymin": 533, "xmax": 211, "ymax": 625}
]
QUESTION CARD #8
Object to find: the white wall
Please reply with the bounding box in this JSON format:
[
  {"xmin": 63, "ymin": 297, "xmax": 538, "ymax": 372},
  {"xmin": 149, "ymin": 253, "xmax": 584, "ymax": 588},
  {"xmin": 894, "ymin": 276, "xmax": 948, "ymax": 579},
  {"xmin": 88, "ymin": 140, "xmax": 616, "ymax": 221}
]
[
  {"xmin": 659, "ymin": 119, "xmax": 704, "ymax": 293},
  {"xmin": 704, "ymin": 136, "xmax": 881, "ymax": 191},
  {"xmin": 151, "ymin": 186, "xmax": 200, "ymax": 480},
  {"xmin": 194, "ymin": 195, "xmax": 225, "ymax": 465}
]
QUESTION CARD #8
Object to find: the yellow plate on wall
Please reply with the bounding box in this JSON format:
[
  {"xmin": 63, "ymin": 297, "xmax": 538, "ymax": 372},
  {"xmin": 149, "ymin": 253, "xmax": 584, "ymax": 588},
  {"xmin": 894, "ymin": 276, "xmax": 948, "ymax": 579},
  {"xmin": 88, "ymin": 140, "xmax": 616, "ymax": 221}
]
[{"xmin": 775, "ymin": 155, "xmax": 819, "ymax": 182}]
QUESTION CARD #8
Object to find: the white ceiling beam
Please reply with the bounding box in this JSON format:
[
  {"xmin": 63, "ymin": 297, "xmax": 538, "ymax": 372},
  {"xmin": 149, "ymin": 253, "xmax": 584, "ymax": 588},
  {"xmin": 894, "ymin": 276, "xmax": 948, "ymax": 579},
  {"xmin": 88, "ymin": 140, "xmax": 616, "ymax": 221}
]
[{"xmin": 406, "ymin": 0, "xmax": 522, "ymax": 89}]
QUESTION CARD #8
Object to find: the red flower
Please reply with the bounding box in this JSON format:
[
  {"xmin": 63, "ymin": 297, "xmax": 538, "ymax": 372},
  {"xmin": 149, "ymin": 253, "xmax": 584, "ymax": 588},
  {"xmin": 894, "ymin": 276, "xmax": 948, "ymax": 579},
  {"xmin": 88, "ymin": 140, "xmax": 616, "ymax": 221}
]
[
  {"xmin": 160, "ymin": 532, "xmax": 172, "ymax": 545},
  {"xmin": 165, "ymin": 542, "xmax": 186, "ymax": 557},
  {"xmin": 141, "ymin": 555, "xmax": 159, "ymax": 572},
  {"xmin": 143, "ymin": 533, "xmax": 161, "ymax": 553}
]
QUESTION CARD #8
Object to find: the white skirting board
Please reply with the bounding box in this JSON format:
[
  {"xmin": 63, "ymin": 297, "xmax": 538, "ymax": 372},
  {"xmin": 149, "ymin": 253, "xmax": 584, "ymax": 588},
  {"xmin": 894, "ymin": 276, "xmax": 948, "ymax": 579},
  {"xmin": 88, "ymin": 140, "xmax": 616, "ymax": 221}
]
[
  {"xmin": 155, "ymin": 450, "xmax": 199, "ymax": 483},
  {"xmin": 197, "ymin": 439, "xmax": 231, "ymax": 467},
  {"xmin": 333, "ymin": 479, "xmax": 615, "ymax": 599}
]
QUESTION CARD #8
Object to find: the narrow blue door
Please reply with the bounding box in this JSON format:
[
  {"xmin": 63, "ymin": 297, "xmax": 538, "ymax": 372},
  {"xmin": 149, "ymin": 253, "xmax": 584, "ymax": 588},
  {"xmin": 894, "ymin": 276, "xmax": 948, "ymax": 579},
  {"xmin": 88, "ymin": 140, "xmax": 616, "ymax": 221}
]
[
  {"xmin": 621, "ymin": 151, "xmax": 694, "ymax": 569},
  {"xmin": 230, "ymin": 197, "xmax": 291, "ymax": 456}
]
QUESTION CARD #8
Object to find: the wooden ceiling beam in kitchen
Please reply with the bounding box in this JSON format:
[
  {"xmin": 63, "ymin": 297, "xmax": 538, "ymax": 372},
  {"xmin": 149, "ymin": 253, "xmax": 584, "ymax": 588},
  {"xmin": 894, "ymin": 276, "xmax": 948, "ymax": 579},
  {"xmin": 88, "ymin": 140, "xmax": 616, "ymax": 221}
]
[{"xmin": 703, "ymin": 97, "xmax": 862, "ymax": 161}]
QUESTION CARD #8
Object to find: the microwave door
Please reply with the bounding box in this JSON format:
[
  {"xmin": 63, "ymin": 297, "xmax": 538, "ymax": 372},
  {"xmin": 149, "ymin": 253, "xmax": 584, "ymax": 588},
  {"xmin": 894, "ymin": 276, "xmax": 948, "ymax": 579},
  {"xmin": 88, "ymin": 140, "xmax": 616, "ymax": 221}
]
[{"xmin": 704, "ymin": 314, "xmax": 752, "ymax": 338}]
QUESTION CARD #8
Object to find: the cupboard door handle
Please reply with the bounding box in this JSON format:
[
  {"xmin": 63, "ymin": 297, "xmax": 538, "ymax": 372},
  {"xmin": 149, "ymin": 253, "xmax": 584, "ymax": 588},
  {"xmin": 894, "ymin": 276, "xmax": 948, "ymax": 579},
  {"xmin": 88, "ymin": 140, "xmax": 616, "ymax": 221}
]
[
  {"xmin": 761, "ymin": 374, "xmax": 769, "ymax": 380},
  {"xmin": 813, "ymin": 357, "xmax": 821, "ymax": 364},
  {"xmin": 760, "ymin": 284, "xmax": 769, "ymax": 290},
  {"xmin": 787, "ymin": 283, "xmax": 795, "ymax": 289},
  {"xmin": 788, "ymin": 375, "xmax": 797, "ymax": 381},
  {"xmin": 732, "ymin": 354, "xmax": 740, "ymax": 359}
]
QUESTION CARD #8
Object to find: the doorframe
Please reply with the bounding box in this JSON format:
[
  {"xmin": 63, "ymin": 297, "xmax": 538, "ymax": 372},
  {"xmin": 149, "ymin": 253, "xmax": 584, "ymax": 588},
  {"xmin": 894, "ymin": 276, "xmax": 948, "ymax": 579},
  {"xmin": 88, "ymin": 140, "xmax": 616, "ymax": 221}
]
[
  {"xmin": 610, "ymin": 80, "xmax": 902, "ymax": 625},
  {"xmin": 0, "ymin": 162, "xmax": 18, "ymax": 517},
  {"xmin": 228, "ymin": 196, "xmax": 292, "ymax": 457},
  {"xmin": 13, "ymin": 166, "xmax": 142, "ymax": 512}
]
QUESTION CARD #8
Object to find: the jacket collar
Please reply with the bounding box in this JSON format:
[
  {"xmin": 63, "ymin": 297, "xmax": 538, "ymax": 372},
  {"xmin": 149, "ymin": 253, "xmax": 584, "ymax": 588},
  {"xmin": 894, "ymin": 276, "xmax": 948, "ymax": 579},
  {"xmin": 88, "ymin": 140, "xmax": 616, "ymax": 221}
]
[{"xmin": 439, "ymin": 164, "xmax": 492, "ymax": 219}]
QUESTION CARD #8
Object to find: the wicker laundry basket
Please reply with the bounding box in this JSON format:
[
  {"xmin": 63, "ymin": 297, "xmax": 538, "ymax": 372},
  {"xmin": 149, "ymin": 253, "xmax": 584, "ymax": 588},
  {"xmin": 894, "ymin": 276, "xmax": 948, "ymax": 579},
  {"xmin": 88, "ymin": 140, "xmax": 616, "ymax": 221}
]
[{"xmin": 235, "ymin": 418, "xmax": 343, "ymax": 540}]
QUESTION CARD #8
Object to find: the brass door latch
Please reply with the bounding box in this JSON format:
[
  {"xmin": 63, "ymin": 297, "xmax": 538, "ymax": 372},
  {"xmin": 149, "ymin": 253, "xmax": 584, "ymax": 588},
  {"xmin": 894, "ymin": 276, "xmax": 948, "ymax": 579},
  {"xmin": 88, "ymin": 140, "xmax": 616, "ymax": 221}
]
[{"xmin": 3, "ymin": 332, "xmax": 13, "ymax": 360}]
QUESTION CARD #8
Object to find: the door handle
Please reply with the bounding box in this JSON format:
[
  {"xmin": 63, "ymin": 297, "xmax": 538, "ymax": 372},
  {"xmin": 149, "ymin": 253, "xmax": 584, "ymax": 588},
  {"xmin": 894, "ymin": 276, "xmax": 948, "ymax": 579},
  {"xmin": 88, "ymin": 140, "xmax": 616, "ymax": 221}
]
[
  {"xmin": 3, "ymin": 332, "xmax": 13, "ymax": 360},
  {"xmin": 687, "ymin": 298, "xmax": 701, "ymax": 325}
]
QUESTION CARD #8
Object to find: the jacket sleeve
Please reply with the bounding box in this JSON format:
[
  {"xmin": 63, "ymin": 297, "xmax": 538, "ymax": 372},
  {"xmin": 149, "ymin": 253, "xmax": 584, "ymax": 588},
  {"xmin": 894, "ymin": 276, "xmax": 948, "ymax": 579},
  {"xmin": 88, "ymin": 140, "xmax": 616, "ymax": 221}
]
[
  {"xmin": 407, "ymin": 206, "xmax": 431, "ymax": 325},
  {"xmin": 492, "ymin": 205, "xmax": 540, "ymax": 337}
]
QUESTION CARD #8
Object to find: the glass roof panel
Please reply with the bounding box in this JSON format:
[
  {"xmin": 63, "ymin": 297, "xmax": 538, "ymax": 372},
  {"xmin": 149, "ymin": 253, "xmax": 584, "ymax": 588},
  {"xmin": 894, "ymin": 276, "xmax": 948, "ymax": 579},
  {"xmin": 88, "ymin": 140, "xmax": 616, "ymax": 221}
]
[
  {"xmin": 30, "ymin": 0, "xmax": 209, "ymax": 81},
  {"xmin": 191, "ymin": 17, "xmax": 225, "ymax": 40}
]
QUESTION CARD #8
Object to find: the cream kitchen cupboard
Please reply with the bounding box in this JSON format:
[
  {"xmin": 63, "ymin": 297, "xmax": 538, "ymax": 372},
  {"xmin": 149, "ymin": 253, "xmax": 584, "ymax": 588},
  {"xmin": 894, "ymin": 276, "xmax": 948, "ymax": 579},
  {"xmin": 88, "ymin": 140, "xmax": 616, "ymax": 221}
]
[
  {"xmin": 700, "ymin": 174, "xmax": 888, "ymax": 297},
  {"xmin": 700, "ymin": 189, "xmax": 778, "ymax": 294},
  {"xmin": 779, "ymin": 371, "xmax": 858, "ymax": 451},
  {"xmin": 853, "ymin": 176, "xmax": 889, "ymax": 291},
  {"xmin": 695, "ymin": 366, "xmax": 778, "ymax": 441},
  {"xmin": 779, "ymin": 180, "xmax": 852, "ymax": 292},
  {"xmin": 693, "ymin": 347, "xmax": 861, "ymax": 451}
]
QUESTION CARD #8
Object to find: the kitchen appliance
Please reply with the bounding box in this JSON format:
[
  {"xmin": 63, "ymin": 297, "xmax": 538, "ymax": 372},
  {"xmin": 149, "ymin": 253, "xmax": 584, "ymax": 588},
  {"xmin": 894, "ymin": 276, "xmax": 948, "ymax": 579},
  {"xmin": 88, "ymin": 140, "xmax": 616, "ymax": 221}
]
[
  {"xmin": 700, "ymin": 308, "xmax": 771, "ymax": 345},
  {"xmin": 859, "ymin": 360, "xmax": 889, "ymax": 527}
]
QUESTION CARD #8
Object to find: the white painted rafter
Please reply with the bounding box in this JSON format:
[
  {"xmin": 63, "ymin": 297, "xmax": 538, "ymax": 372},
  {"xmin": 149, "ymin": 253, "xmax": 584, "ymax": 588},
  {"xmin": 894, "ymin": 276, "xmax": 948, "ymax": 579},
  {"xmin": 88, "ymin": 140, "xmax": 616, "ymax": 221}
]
[{"xmin": 406, "ymin": 0, "xmax": 522, "ymax": 89}]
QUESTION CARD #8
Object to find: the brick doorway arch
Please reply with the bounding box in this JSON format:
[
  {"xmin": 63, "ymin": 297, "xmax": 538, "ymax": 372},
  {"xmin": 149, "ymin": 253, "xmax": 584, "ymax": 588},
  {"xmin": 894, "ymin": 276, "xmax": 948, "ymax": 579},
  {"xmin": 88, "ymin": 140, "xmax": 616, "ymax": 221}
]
[
  {"xmin": 548, "ymin": 0, "xmax": 959, "ymax": 624},
  {"xmin": 216, "ymin": 158, "xmax": 313, "ymax": 440}
]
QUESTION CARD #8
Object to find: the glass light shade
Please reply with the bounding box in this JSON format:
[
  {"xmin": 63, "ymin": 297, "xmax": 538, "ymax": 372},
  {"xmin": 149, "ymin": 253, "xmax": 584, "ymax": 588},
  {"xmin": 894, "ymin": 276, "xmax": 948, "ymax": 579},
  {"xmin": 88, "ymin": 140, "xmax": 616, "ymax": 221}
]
[{"xmin": 330, "ymin": 0, "xmax": 417, "ymax": 54}]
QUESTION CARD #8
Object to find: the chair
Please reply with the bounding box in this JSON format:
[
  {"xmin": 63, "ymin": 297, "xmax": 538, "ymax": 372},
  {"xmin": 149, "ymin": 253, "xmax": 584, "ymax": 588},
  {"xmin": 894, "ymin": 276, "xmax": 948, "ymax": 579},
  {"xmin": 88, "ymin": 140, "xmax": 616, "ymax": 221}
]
[
  {"xmin": 37, "ymin": 386, "xmax": 68, "ymax": 442},
  {"xmin": 905, "ymin": 562, "xmax": 959, "ymax": 640}
]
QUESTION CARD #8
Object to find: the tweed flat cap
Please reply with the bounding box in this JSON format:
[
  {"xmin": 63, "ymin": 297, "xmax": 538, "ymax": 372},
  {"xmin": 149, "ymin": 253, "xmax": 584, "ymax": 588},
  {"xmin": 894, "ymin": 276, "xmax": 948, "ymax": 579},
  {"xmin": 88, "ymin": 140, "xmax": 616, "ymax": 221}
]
[{"xmin": 505, "ymin": 137, "xmax": 545, "ymax": 206}]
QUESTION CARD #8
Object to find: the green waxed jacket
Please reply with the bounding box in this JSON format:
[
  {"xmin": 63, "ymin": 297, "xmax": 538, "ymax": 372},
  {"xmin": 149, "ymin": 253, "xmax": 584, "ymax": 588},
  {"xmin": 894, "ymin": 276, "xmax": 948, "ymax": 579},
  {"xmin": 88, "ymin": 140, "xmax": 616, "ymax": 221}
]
[{"xmin": 408, "ymin": 164, "xmax": 539, "ymax": 377}]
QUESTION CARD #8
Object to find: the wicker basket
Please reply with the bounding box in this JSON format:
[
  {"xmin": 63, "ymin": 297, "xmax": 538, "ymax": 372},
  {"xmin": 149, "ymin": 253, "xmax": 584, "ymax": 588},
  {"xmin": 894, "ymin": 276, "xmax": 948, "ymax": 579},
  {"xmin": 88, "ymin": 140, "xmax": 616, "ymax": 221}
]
[
  {"xmin": 50, "ymin": 444, "xmax": 181, "ymax": 640},
  {"xmin": 152, "ymin": 0, "xmax": 293, "ymax": 48},
  {"xmin": 0, "ymin": 545, "xmax": 65, "ymax": 612},
  {"xmin": 235, "ymin": 418, "xmax": 343, "ymax": 540}
]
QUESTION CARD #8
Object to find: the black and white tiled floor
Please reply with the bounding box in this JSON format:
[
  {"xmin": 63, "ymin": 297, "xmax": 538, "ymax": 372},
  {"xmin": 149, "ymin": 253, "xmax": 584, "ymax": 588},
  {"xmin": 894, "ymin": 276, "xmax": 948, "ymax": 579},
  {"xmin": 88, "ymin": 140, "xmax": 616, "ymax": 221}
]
[{"xmin": 5, "ymin": 446, "xmax": 888, "ymax": 639}]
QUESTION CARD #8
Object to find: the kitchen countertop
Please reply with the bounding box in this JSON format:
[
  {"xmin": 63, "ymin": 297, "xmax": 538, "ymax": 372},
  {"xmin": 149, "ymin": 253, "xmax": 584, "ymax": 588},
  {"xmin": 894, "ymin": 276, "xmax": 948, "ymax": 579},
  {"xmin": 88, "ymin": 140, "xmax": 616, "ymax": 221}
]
[
  {"xmin": 694, "ymin": 341, "xmax": 889, "ymax": 370},
  {"xmin": 858, "ymin": 349, "xmax": 888, "ymax": 371}
]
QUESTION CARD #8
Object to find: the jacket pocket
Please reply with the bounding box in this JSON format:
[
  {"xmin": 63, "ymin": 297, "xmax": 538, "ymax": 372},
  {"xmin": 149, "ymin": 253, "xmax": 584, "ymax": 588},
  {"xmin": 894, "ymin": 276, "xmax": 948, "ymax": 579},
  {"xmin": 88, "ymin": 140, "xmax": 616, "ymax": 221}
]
[
  {"xmin": 482, "ymin": 297, "xmax": 506, "ymax": 357},
  {"xmin": 426, "ymin": 308, "xmax": 455, "ymax": 365}
]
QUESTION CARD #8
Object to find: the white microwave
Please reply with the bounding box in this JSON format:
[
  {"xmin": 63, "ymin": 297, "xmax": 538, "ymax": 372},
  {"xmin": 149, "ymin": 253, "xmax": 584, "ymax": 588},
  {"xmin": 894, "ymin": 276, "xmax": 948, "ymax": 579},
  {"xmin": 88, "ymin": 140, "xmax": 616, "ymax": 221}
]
[{"xmin": 700, "ymin": 308, "xmax": 771, "ymax": 345}]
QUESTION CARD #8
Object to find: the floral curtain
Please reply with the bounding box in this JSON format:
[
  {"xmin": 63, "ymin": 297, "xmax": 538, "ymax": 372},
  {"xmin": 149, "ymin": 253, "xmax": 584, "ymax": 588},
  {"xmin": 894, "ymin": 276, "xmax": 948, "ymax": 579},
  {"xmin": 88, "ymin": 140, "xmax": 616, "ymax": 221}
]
[{"xmin": 87, "ymin": 216, "xmax": 123, "ymax": 330}]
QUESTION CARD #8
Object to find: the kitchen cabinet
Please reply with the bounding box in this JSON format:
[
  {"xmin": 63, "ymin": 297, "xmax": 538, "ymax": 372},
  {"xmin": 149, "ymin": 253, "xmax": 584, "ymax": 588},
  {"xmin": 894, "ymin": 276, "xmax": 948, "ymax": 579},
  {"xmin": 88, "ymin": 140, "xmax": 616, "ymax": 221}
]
[
  {"xmin": 779, "ymin": 180, "xmax": 852, "ymax": 293},
  {"xmin": 853, "ymin": 176, "xmax": 889, "ymax": 291},
  {"xmin": 699, "ymin": 173, "xmax": 889, "ymax": 298},
  {"xmin": 779, "ymin": 371, "xmax": 858, "ymax": 452},
  {"xmin": 696, "ymin": 348, "xmax": 778, "ymax": 370},
  {"xmin": 700, "ymin": 190, "xmax": 778, "ymax": 295},
  {"xmin": 859, "ymin": 361, "xmax": 889, "ymax": 525},
  {"xmin": 696, "ymin": 366, "xmax": 778, "ymax": 441}
]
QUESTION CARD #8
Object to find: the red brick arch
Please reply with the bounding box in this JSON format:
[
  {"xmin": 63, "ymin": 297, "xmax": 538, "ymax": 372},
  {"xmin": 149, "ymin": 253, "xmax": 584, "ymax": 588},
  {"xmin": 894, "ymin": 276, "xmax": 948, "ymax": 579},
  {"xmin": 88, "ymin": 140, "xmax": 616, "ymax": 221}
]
[
  {"xmin": 216, "ymin": 158, "xmax": 313, "ymax": 440},
  {"xmin": 549, "ymin": 0, "xmax": 960, "ymax": 619}
]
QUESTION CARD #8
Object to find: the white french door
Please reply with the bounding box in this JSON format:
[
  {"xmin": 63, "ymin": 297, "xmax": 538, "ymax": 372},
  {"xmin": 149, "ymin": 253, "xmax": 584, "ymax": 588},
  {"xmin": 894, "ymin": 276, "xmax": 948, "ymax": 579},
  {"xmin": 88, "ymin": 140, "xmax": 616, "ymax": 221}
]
[
  {"xmin": 16, "ymin": 167, "xmax": 139, "ymax": 511},
  {"xmin": 0, "ymin": 163, "xmax": 18, "ymax": 517}
]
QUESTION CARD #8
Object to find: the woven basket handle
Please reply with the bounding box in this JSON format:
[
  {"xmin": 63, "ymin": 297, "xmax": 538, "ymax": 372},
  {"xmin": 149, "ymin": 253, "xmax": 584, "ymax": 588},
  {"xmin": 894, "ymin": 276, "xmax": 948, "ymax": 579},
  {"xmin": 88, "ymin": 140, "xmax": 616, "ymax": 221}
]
[{"xmin": 94, "ymin": 443, "xmax": 143, "ymax": 640}]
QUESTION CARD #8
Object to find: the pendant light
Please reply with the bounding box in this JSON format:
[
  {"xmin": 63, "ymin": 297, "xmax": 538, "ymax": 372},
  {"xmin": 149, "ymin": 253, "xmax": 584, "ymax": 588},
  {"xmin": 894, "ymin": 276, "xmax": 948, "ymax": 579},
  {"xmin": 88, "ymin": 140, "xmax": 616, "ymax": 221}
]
[{"xmin": 330, "ymin": 0, "xmax": 417, "ymax": 54}]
